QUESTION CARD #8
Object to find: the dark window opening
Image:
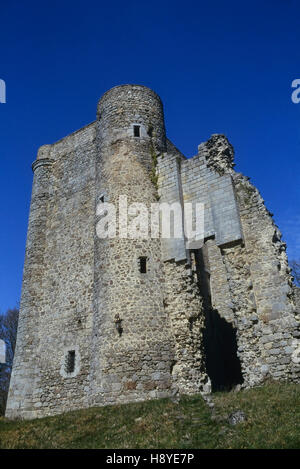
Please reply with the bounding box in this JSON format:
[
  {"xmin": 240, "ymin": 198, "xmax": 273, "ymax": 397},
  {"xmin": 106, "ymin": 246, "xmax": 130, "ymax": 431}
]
[
  {"xmin": 66, "ymin": 350, "xmax": 75, "ymax": 374},
  {"xmin": 100, "ymin": 195, "xmax": 105, "ymax": 203},
  {"xmin": 133, "ymin": 125, "xmax": 140, "ymax": 137},
  {"xmin": 139, "ymin": 256, "xmax": 147, "ymax": 273}
]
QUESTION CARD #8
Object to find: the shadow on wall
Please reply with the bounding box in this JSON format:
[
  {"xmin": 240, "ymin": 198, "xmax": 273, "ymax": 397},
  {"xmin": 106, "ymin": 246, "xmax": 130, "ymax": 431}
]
[{"xmin": 203, "ymin": 308, "xmax": 244, "ymax": 392}]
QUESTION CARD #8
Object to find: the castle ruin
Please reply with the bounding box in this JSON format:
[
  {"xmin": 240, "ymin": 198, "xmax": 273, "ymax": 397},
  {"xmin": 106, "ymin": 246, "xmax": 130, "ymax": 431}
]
[{"xmin": 6, "ymin": 85, "xmax": 300, "ymax": 419}]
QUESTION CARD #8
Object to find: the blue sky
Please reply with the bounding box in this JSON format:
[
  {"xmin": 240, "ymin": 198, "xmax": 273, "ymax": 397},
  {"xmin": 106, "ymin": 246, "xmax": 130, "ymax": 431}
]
[{"xmin": 0, "ymin": 0, "xmax": 299, "ymax": 312}]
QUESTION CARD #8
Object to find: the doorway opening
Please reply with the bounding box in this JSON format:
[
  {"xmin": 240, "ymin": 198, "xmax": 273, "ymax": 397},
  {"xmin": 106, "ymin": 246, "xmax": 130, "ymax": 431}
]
[{"xmin": 193, "ymin": 246, "xmax": 243, "ymax": 392}]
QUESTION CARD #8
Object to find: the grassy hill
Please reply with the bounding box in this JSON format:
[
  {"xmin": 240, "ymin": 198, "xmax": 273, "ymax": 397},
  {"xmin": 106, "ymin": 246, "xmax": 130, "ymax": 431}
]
[{"xmin": 0, "ymin": 381, "xmax": 299, "ymax": 449}]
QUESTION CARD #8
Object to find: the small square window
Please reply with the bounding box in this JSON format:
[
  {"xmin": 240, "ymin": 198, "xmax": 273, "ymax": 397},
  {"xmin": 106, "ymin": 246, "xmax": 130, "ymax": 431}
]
[
  {"xmin": 65, "ymin": 350, "xmax": 75, "ymax": 374},
  {"xmin": 133, "ymin": 125, "xmax": 140, "ymax": 137},
  {"xmin": 139, "ymin": 256, "xmax": 147, "ymax": 274}
]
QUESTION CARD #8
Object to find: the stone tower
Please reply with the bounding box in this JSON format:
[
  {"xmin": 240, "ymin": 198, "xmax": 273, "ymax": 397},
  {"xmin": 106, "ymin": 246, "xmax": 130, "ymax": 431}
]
[{"xmin": 6, "ymin": 85, "xmax": 300, "ymax": 419}]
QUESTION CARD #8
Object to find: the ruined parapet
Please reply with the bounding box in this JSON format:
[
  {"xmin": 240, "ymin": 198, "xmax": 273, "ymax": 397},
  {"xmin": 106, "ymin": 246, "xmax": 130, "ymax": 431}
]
[{"xmin": 202, "ymin": 134, "xmax": 235, "ymax": 175}]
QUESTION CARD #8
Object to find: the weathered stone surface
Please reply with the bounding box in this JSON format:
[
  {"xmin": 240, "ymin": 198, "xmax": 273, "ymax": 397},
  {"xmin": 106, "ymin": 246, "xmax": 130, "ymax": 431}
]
[{"xmin": 5, "ymin": 85, "xmax": 299, "ymax": 419}]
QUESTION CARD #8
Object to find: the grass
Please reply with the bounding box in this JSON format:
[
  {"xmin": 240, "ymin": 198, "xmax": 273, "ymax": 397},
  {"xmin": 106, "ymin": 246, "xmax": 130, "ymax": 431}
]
[{"xmin": 0, "ymin": 381, "xmax": 299, "ymax": 449}]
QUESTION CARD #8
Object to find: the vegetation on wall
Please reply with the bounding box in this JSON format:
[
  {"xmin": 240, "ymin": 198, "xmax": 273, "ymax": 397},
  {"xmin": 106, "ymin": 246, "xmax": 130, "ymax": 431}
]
[{"xmin": 148, "ymin": 124, "xmax": 161, "ymax": 198}]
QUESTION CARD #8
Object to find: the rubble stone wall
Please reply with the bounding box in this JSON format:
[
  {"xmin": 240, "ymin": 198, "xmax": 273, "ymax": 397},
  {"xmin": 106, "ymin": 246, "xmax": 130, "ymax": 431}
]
[{"xmin": 6, "ymin": 86, "xmax": 299, "ymax": 419}]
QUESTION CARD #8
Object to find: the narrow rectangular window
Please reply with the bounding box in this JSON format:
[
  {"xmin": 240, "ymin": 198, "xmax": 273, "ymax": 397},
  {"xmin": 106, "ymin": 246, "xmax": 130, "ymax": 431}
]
[
  {"xmin": 139, "ymin": 256, "xmax": 147, "ymax": 273},
  {"xmin": 133, "ymin": 125, "xmax": 140, "ymax": 137},
  {"xmin": 100, "ymin": 195, "xmax": 105, "ymax": 203},
  {"xmin": 66, "ymin": 350, "xmax": 75, "ymax": 373}
]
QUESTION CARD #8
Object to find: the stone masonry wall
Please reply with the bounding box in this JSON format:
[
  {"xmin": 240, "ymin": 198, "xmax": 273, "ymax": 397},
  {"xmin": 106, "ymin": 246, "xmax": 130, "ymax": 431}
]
[
  {"xmin": 6, "ymin": 153, "xmax": 54, "ymax": 418},
  {"xmin": 158, "ymin": 132, "xmax": 300, "ymax": 389},
  {"xmin": 91, "ymin": 86, "xmax": 176, "ymax": 406},
  {"xmin": 163, "ymin": 260, "xmax": 210, "ymax": 396},
  {"xmin": 233, "ymin": 172, "xmax": 300, "ymax": 383},
  {"xmin": 6, "ymin": 86, "xmax": 299, "ymax": 419},
  {"xmin": 193, "ymin": 135, "xmax": 300, "ymax": 386},
  {"xmin": 6, "ymin": 123, "xmax": 98, "ymax": 418}
]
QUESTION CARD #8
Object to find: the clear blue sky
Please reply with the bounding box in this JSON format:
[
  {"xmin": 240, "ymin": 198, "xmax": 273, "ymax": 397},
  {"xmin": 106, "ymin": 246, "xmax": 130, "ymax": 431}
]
[{"xmin": 0, "ymin": 0, "xmax": 299, "ymax": 312}]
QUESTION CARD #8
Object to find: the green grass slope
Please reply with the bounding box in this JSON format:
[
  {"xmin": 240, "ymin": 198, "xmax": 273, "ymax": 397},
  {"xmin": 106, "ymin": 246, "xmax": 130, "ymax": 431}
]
[{"xmin": 0, "ymin": 382, "xmax": 299, "ymax": 449}]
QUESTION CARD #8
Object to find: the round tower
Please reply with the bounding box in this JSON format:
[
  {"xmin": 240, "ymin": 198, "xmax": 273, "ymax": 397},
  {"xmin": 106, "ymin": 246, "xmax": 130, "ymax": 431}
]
[
  {"xmin": 97, "ymin": 84, "xmax": 166, "ymax": 153},
  {"xmin": 6, "ymin": 146, "xmax": 54, "ymax": 418},
  {"xmin": 90, "ymin": 85, "xmax": 174, "ymax": 406}
]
